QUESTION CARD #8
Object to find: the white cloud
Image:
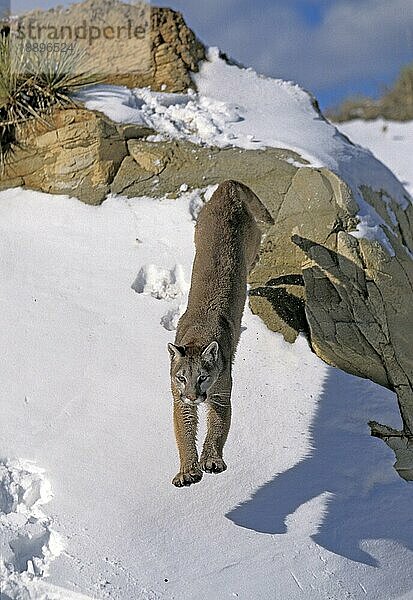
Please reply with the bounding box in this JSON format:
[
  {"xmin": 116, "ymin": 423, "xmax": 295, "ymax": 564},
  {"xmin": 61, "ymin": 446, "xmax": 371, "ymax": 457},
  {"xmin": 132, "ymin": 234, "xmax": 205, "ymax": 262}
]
[{"xmin": 307, "ymin": 0, "xmax": 413, "ymax": 87}]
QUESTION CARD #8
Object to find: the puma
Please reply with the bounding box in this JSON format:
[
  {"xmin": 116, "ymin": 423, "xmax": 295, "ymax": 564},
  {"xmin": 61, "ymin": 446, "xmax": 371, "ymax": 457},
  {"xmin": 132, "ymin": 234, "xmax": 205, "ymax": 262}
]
[{"xmin": 168, "ymin": 180, "xmax": 273, "ymax": 487}]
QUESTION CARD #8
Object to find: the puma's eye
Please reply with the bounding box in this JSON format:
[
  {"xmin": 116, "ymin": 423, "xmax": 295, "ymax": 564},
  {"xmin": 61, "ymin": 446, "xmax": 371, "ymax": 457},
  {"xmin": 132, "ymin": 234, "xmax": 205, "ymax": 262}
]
[
  {"xmin": 198, "ymin": 375, "xmax": 208, "ymax": 383},
  {"xmin": 176, "ymin": 375, "xmax": 186, "ymax": 383}
]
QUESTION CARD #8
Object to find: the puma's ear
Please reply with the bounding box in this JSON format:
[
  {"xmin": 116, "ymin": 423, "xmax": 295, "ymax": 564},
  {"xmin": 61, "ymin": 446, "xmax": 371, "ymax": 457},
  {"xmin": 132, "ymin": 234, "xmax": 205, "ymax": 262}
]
[
  {"xmin": 168, "ymin": 343, "xmax": 185, "ymax": 359},
  {"xmin": 202, "ymin": 340, "xmax": 219, "ymax": 363}
]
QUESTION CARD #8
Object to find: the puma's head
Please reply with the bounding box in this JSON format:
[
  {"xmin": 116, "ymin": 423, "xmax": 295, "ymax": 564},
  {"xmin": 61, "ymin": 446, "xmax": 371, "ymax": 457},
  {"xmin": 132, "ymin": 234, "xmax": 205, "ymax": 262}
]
[{"xmin": 168, "ymin": 341, "xmax": 221, "ymax": 405}]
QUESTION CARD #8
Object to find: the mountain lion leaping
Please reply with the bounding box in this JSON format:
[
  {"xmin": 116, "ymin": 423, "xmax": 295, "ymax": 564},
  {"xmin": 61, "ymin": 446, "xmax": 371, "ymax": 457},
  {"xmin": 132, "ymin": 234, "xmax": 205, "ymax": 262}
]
[{"xmin": 168, "ymin": 180, "xmax": 273, "ymax": 487}]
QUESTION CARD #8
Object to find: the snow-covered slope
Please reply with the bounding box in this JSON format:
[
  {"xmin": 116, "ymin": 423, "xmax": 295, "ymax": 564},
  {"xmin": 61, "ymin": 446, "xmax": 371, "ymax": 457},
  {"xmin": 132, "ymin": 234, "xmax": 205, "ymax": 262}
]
[
  {"xmin": 0, "ymin": 184, "xmax": 412, "ymax": 600},
  {"xmin": 77, "ymin": 48, "xmax": 411, "ymax": 258},
  {"xmin": 2, "ymin": 49, "xmax": 413, "ymax": 600},
  {"xmin": 337, "ymin": 119, "xmax": 413, "ymax": 197},
  {"xmin": 78, "ymin": 48, "xmax": 409, "ymax": 205}
]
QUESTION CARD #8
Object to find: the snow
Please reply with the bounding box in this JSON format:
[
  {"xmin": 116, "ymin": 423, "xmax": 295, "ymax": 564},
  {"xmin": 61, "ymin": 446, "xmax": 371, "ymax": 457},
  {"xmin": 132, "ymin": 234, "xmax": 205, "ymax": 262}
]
[
  {"xmin": 132, "ymin": 263, "xmax": 189, "ymax": 330},
  {"xmin": 76, "ymin": 48, "xmax": 411, "ymax": 257},
  {"xmin": 1, "ymin": 459, "xmax": 64, "ymax": 590},
  {"xmin": 337, "ymin": 119, "xmax": 413, "ymax": 197},
  {"xmin": 336, "ymin": 119, "xmax": 413, "ymax": 257},
  {"xmin": 132, "ymin": 263, "xmax": 189, "ymax": 301},
  {"xmin": 1, "ymin": 185, "xmax": 412, "ymax": 600},
  {"xmin": 348, "ymin": 215, "xmax": 396, "ymax": 257},
  {"xmin": 2, "ymin": 47, "xmax": 413, "ymax": 600}
]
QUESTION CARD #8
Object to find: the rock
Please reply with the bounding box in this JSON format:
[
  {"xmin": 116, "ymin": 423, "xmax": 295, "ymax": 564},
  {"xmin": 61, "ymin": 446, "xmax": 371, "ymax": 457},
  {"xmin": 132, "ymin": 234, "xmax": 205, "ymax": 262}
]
[
  {"xmin": 369, "ymin": 422, "xmax": 413, "ymax": 480},
  {"xmin": 118, "ymin": 124, "xmax": 156, "ymax": 141},
  {"xmin": 110, "ymin": 155, "xmax": 151, "ymax": 196},
  {"xmin": 0, "ymin": 108, "xmax": 127, "ymax": 205},
  {"xmin": 248, "ymin": 167, "xmax": 359, "ymax": 342},
  {"xmin": 244, "ymin": 161, "xmax": 413, "ymax": 477},
  {"xmin": 109, "ymin": 139, "xmax": 308, "ymax": 204},
  {"xmin": 286, "ymin": 196, "xmax": 413, "ymax": 439},
  {"xmin": 127, "ymin": 139, "xmax": 170, "ymax": 174},
  {"xmin": 13, "ymin": 0, "xmax": 205, "ymax": 93}
]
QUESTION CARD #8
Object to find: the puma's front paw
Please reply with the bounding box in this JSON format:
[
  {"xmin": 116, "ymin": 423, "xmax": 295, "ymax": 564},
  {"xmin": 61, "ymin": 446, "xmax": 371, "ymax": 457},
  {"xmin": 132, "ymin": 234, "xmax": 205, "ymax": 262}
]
[
  {"xmin": 172, "ymin": 464, "xmax": 203, "ymax": 487},
  {"xmin": 200, "ymin": 456, "xmax": 227, "ymax": 474}
]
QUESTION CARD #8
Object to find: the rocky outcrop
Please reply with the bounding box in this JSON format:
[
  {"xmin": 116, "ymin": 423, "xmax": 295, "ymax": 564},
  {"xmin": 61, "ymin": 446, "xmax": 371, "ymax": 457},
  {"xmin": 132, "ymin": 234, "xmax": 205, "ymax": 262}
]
[
  {"xmin": 1, "ymin": 109, "xmax": 129, "ymax": 204},
  {"xmin": 0, "ymin": 108, "xmax": 308, "ymax": 205},
  {"xmin": 289, "ymin": 227, "xmax": 413, "ymax": 480},
  {"xmin": 149, "ymin": 7, "xmax": 205, "ymax": 92},
  {"xmin": 1, "ymin": 102, "xmax": 413, "ymax": 480},
  {"xmin": 13, "ymin": 0, "xmax": 205, "ymax": 93},
  {"xmin": 248, "ymin": 177, "xmax": 413, "ymax": 481}
]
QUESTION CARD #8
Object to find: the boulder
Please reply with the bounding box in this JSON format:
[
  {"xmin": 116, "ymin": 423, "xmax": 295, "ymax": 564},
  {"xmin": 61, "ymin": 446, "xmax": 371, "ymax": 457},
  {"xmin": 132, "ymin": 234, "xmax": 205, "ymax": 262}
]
[
  {"xmin": 249, "ymin": 177, "xmax": 413, "ymax": 480},
  {"xmin": 13, "ymin": 0, "xmax": 205, "ymax": 93},
  {"xmin": 0, "ymin": 108, "xmax": 153, "ymax": 204}
]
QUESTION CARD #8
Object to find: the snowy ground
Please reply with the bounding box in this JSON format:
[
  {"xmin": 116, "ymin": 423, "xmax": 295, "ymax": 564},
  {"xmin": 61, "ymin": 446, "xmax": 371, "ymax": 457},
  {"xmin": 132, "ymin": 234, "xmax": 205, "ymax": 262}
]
[
  {"xmin": 2, "ymin": 51, "xmax": 413, "ymax": 600},
  {"xmin": 337, "ymin": 119, "xmax": 413, "ymax": 197},
  {"xmin": 1, "ymin": 185, "xmax": 412, "ymax": 600}
]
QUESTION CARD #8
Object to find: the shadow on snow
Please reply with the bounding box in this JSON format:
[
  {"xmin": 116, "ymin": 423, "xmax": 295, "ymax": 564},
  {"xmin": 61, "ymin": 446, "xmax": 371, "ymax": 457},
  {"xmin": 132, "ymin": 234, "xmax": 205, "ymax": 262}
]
[{"xmin": 226, "ymin": 365, "xmax": 413, "ymax": 567}]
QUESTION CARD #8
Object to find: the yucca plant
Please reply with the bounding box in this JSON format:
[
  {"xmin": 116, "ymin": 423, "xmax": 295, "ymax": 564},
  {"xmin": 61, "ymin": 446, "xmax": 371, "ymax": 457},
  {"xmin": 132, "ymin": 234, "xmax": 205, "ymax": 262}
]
[{"xmin": 0, "ymin": 34, "xmax": 101, "ymax": 165}]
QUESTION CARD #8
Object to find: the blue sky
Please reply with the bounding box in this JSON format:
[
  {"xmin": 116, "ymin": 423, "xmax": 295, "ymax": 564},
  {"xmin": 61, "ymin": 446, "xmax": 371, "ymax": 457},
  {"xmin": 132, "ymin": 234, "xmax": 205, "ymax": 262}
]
[
  {"xmin": 153, "ymin": 0, "xmax": 413, "ymax": 109},
  {"xmin": 7, "ymin": 0, "xmax": 413, "ymax": 109}
]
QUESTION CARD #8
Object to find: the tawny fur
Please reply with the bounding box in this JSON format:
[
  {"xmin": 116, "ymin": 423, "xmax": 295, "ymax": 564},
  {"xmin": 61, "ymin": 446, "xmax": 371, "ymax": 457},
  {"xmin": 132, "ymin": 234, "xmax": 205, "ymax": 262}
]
[{"xmin": 168, "ymin": 180, "xmax": 273, "ymax": 487}]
